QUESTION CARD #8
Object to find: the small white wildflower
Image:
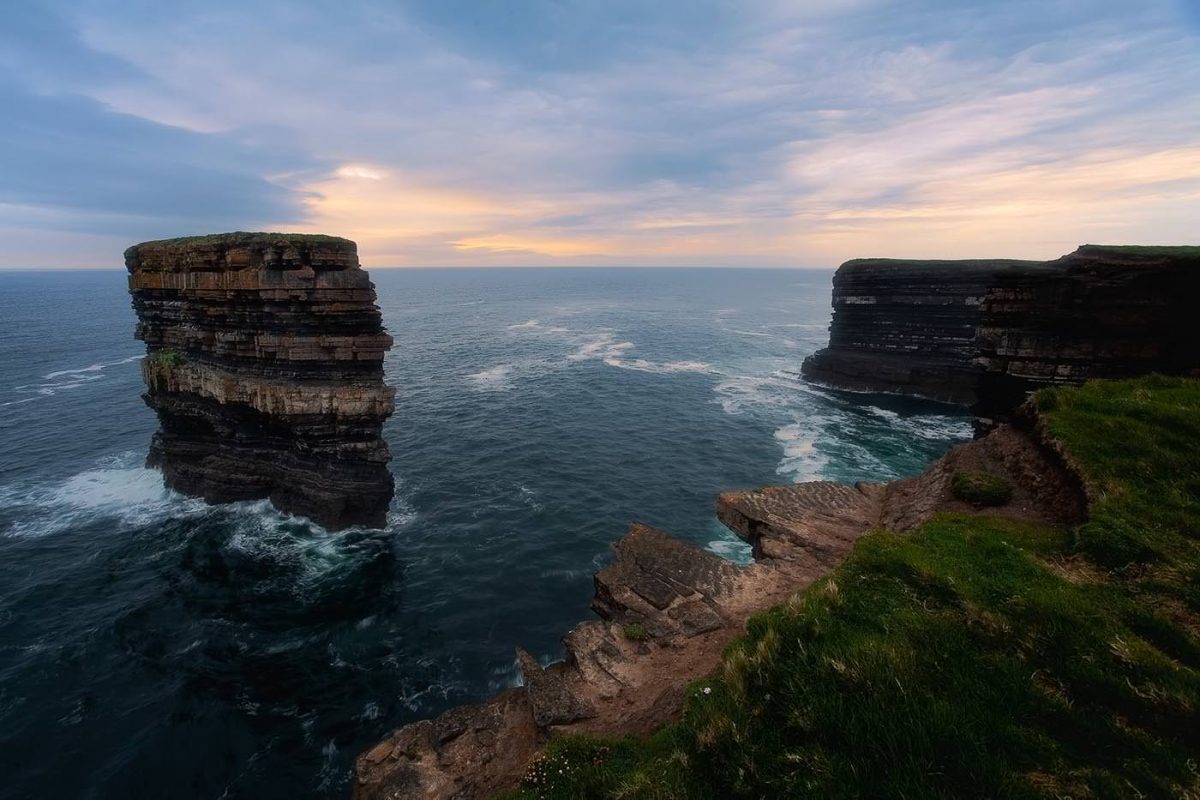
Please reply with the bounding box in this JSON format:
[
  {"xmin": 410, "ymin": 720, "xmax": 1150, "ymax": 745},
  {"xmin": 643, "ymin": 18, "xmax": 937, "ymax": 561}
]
[{"xmin": 702, "ymin": 686, "xmax": 712, "ymax": 695}]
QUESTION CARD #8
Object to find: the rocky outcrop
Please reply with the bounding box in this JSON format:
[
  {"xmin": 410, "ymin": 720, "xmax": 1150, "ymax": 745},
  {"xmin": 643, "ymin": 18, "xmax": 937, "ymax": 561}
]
[
  {"xmin": 127, "ymin": 232, "xmax": 395, "ymax": 529},
  {"xmin": 354, "ymin": 419, "xmax": 1084, "ymax": 799},
  {"xmin": 800, "ymin": 259, "xmax": 1039, "ymax": 404},
  {"xmin": 974, "ymin": 246, "xmax": 1200, "ymax": 419},
  {"xmin": 802, "ymin": 246, "xmax": 1200, "ymax": 415}
]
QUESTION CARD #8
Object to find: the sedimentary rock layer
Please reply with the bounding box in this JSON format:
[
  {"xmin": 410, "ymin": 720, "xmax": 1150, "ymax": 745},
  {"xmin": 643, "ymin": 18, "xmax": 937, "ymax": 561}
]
[
  {"xmin": 127, "ymin": 232, "xmax": 395, "ymax": 529},
  {"xmin": 802, "ymin": 246, "xmax": 1200, "ymax": 414},
  {"xmin": 800, "ymin": 258, "xmax": 1037, "ymax": 404},
  {"xmin": 354, "ymin": 418, "xmax": 1083, "ymax": 799},
  {"xmin": 974, "ymin": 245, "xmax": 1200, "ymax": 418}
]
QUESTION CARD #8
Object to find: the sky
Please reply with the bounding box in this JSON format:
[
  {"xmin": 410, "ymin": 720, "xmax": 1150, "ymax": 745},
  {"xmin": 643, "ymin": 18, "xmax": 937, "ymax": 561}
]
[{"xmin": 1, "ymin": 0, "xmax": 1199, "ymax": 268}]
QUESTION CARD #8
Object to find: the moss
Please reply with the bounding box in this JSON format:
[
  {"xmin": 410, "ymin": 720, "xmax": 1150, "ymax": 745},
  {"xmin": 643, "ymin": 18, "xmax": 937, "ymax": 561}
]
[
  {"xmin": 147, "ymin": 348, "xmax": 182, "ymax": 369},
  {"xmin": 502, "ymin": 377, "xmax": 1200, "ymax": 799},
  {"xmin": 622, "ymin": 623, "xmax": 649, "ymax": 642},
  {"xmin": 951, "ymin": 470, "xmax": 1013, "ymax": 506}
]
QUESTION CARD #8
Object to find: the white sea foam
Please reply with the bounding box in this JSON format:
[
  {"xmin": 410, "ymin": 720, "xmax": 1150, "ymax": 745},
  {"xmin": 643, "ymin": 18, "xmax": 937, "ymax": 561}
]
[
  {"xmin": 705, "ymin": 537, "xmax": 753, "ymax": 565},
  {"xmin": 723, "ymin": 328, "xmax": 774, "ymax": 338},
  {"xmin": 7, "ymin": 354, "xmax": 142, "ymax": 404},
  {"xmin": 466, "ymin": 364, "xmax": 514, "ymax": 391},
  {"xmin": 774, "ymin": 422, "xmax": 829, "ymax": 482},
  {"xmin": 604, "ymin": 358, "xmax": 716, "ymax": 375},
  {"xmin": 566, "ymin": 332, "xmax": 634, "ymax": 362},
  {"xmin": 0, "ymin": 457, "xmax": 209, "ymax": 538},
  {"xmin": 507, "ymin": 319, "xmax": 541, "ymax": 330}
]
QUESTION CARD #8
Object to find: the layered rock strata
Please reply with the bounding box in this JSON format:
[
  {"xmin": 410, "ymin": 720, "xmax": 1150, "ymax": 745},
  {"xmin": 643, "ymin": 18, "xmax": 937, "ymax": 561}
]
[
  {"xmin": 974, "ymin": 245, "xmax": 1200, "ymax": 418},
  {"xmin": 127, "ymin": 232, "xmax": 395, "ymax": 529},
  {"xmin": 802, "ymin": 246, "xmax": 1200, "ymax": 414},
  {"xmin": 355, "ymin": 418, "xmax": 1083, "ymax": 799},
  {"xmin": 800, "ymin": 258, "xmax": 1038, "ymax": 404}
]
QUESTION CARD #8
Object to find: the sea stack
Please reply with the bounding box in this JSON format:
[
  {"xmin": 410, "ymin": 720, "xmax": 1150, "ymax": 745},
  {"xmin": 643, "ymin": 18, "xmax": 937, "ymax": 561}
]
[{"xmin": 126, "ymin": 232, "xmax": 395, "ymax": 529}]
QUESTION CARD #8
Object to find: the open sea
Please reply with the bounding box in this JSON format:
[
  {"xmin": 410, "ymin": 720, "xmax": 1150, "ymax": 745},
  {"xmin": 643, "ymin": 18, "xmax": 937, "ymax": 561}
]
[{"xmin": 0, "ymin": 267, "xmax": 971, "ymax": 799}]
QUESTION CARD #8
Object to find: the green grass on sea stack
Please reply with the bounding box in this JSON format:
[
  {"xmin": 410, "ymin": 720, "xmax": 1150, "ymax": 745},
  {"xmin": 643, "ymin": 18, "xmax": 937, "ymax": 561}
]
[
  {"xmin": 500, "ymin": 376, "xmax": 1200, "ymax": 799},
  {"xmin": 134, "ymin": 231, "xmax": 353, "ymax": 248}
]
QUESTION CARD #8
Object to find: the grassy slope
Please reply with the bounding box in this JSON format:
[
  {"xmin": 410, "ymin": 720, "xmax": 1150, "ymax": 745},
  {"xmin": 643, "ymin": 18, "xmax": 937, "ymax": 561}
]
[{"xmin": 503, "ymin": 376, "xmax": 1200, "ymax": 800}]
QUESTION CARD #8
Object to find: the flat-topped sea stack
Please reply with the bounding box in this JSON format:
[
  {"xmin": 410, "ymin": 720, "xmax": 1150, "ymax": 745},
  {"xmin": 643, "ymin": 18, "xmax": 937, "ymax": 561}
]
[
  {"xmin": 126, "ymin": 232, "xmax": 395, "ymax": 529},
  {"xmin": 803, "ymin": 246, "xmax": 1200, "ymax": 414},
  {"xmin": 800, "ymin": 258, "xmax": 1039, "ymax": 405}
]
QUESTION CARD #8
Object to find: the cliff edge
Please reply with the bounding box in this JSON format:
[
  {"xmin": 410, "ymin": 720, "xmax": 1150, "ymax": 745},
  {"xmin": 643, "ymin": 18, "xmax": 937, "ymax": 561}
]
[{"xmin": 354, "ymin": 410, "xmax": 1085, "ymax": 798}]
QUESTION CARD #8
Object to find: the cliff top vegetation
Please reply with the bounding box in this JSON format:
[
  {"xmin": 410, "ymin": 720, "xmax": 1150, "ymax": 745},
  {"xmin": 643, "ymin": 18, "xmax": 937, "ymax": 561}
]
[{"xmin": 502, "ymin": 375, "xmax": 1200, "ymax": 799}]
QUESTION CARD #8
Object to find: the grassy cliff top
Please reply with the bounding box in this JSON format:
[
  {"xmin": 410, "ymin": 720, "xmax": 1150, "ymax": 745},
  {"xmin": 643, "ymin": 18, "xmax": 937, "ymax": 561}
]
[
  {"xmin": 1076, "ymin": 244, "xmax": 1200, "ymax": 258},
  {"xmin": 130, "ymin": 232, "xmax": 354, "ymax": 250},
  {"xmin": 840, "ymin": 257, "xmax": 1043, "ymax": 270},
  {"xmin": 504, "ymin": 375, "xmax": 1200, "ymax": 799}
]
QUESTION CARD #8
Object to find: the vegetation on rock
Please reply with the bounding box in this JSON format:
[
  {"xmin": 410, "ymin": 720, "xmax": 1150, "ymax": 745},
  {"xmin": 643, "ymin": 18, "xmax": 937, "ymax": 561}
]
[
  {"xmin": 622, "ymin": 623, "xmax": 649, "ymax": 643},
  {"xmin": 951, "ymin": 470, "xmax": 1013, "ymax": 506},
  {"xmin": 500, "ymin": 376, "xmax": 1200, "ymax": 799}
]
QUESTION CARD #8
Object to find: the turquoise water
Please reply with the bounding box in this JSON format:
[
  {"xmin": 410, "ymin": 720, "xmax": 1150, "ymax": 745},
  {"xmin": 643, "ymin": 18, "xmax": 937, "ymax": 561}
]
[{"xmin": 0, "ymin": 268, "xmax": 971, "ymax": 798}]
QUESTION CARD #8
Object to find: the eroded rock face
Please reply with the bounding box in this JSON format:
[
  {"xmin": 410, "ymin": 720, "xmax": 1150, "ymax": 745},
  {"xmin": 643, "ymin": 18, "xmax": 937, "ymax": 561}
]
[
  {"xmin": 802, "ymin": 246, "xmax": 1200, "ymax": 415},
  {"xmin": 127, "ymin": 232, "xmax": 395, "ymax": 529},
  {"xmin": 800, "ymin": 258, "xmax": 1038, "ymax": 404},
  {"xmin": 974, "ymin": 246, "xmax": 1200, "ymax": 418}
]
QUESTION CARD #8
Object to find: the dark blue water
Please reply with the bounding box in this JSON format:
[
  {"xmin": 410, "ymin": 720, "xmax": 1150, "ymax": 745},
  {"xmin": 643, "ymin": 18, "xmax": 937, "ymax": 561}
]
[{"xmin": 0, "ymin": 268, "xmax": 971, "ymax": 799}]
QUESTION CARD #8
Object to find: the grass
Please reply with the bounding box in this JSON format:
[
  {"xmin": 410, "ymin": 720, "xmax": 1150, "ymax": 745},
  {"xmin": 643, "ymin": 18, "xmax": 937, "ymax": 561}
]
[
  {"xmin": 623, "ymin": 623, "xmax": 649, "ymax": 643},
  {"xmin": 1078, "ymin": 244, "xmax": 1200, "ymax": 258},
  {"xmin": 951, "ymin": 470, "xmax": 1013, "ymax": 507},
  {"xmin": 501, "ymin": 376, "xmax": 1200, "ymax": 799},
  {"xmin": 147, "ymin": 348, "xmax": 182, "ymax": 368},
  {"xmin": 132, "ymin": 231, "xmax": 352, "ymax": 248}
]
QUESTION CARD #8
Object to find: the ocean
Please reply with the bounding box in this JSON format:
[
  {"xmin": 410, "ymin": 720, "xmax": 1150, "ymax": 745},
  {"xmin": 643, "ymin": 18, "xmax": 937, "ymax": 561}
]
[{"xmin": 0, "ymin": 267, "xmax": 971, "ymax": 799}]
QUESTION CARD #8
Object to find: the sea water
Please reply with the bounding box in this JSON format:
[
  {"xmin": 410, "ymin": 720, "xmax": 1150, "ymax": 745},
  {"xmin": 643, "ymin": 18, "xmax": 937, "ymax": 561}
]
[{"xmin": 0, "ymin": 267, "xmax": 970, "ymax": 798}]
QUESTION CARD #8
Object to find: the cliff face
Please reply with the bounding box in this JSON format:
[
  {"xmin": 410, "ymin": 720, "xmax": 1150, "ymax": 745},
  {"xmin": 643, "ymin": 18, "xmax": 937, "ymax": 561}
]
[
  {"xmin": 974, "ymin": 245, "xmax": 1200, "ymax": 418},
  {"xmin": 800, "ymin": 259, "xmax": 1038, "ymax": 405},
  {"xmin": 127, "ymin": 232, "xmax": 395, "ymax": 529},
  {"xmin": 802, "ymin": 246, "xmax": 1200, "ymax": 414}
]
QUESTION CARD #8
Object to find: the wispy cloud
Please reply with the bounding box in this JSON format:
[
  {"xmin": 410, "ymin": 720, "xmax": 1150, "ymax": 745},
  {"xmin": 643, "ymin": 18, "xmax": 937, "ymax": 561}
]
[{"xmin": 1, "ymin": 0, "xmax": 1198, "ymax": 267}]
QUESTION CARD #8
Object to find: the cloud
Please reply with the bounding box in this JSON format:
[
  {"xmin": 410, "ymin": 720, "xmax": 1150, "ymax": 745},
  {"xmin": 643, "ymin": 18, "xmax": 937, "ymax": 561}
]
[{"xmin": 1, "ymin": 0, "xmax": 1198, "ymax": 267}]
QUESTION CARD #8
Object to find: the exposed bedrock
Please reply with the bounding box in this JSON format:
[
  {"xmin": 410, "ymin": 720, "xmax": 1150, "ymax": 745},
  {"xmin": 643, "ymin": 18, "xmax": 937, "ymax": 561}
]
[
  {"xmin": 799, "ymin": 258, "xmax": 1037, "ymax": 405},
  {"xmin": 974, "ymin": 245, "xmax": 1200, "ymax": 418},
  {"xmin": 801, "ymin": 246, "xmax": 1200, "ymax": 414},
  {"xmin": 126, "ymin": 232, "xmax": 395, "ymax": 529},
  {"xmin": 354, "ymin": 416, "xmax": 1085, "ymax": 799}
]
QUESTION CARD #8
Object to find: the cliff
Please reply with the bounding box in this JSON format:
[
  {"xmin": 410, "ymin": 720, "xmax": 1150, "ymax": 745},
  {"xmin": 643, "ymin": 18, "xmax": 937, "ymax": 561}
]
[
  {"xmin": 126, "ymin": 232, "xmax": 395, "ymax": 529},
  {"xmin": 799, "ymin": 258, "xmax": 1038, "ymax": 405},
  {"xmin": 801, "ymin": 246, "xmax": 1200, "ymax": 413},
  {"xmin": 974, "ymin": 245, "xmax": 1200, "ymax": 418},
  {"xmin": 354, "ymin": 414, "xmax": 1085, "ymax": 798}
]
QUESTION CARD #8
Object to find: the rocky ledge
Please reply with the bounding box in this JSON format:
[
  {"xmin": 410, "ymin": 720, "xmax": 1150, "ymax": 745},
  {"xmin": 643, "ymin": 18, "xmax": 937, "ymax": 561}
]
[
  {"xmin": 354, "ymin": 411, "xmax": 1085, "ymax": 798},
  {"xmin": 801, "ymin": 246, "xmax": 1200, "ymax": 413},
  {"xmin": 127, "ymin": 232, "xmax": 395, "ymax": 529}
]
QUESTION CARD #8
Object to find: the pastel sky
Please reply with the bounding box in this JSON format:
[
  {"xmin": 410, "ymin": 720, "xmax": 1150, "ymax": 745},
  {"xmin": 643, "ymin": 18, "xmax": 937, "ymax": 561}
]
[{"xmin": 2, "ymin": 0, "xmax": 1199, "ymax": 268}]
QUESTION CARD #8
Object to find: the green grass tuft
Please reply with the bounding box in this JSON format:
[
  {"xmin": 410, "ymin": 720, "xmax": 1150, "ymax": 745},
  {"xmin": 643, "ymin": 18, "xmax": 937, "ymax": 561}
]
[
  {"xmin": 502, "ymin": 376, "xmax": 1200, "ymax": 799},
  {"xmin": 622, "ymin": 623, "xmax": 649, "ymax": 642},
  {"xmin": 951, "ymin": 470, "xmax": 1013, "ymax": 506}
]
